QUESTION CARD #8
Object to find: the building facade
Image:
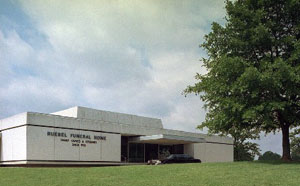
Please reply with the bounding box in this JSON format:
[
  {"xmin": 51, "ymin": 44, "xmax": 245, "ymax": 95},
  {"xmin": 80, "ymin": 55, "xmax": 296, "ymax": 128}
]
[{"xmin": 0, "ymin": 106, "xmax": 233, "ymax": 166}]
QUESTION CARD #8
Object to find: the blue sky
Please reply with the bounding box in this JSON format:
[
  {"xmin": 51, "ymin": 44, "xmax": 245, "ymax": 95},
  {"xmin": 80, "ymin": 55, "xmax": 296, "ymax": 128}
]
[{"xmin": 0, "ymin": 0, "xmax": 281, "ymax": 154}]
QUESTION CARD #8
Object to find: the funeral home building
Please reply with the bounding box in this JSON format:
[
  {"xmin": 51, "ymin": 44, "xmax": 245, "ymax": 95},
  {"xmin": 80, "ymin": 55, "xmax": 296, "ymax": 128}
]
[{"xmin": 0, "ymin": 106, "xmax": 233, "ymax": 166}]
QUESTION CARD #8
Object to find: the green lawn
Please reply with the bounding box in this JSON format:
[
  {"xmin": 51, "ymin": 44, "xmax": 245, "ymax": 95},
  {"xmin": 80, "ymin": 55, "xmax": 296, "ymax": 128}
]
[{"xmin": 0, "ymin": 161, "xmax": 300, "ymax": 186}]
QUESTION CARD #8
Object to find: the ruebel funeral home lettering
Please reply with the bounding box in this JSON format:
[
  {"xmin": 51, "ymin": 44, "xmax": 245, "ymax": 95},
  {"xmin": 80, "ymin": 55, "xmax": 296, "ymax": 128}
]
[{"xmin": 47, "ymin": 131, "xmax": 106, "ymax": 147}]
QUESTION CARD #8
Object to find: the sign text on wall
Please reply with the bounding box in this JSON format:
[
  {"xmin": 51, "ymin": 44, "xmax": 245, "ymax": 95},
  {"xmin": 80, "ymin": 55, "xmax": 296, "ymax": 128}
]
[{"xmin": 47, "ymin": 131, "xmax": 106, "ymax": 147}]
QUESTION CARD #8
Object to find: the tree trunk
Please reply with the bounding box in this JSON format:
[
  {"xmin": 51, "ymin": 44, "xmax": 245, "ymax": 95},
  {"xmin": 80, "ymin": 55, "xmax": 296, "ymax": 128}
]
[{"xmin": 281, "ymin": 124, "xmax": 292, "ymax": 161}]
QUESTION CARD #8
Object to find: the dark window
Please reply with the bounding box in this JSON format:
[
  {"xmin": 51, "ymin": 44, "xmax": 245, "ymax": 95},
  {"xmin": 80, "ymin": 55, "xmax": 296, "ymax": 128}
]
[
  {"xmin": 129, "ymin": 143, "xmax": 144, "ymax": 162},
  {"xmin": 173, "ymin": 144, "xmax": 184, "ymax": 154},
  {"xmin": 145, "ymin": 144, "xmax": 158, "ymax": 161}
]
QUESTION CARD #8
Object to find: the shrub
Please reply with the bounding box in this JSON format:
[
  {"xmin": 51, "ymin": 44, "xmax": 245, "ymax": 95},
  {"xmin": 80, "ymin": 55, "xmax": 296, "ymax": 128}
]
[
  {"xmin": 291, "ymin": 152, "xmax": 300, "ymax": 161},
  {"xmin": 258, "ymin": 151, "xmax": 281, "ymax": 161}
]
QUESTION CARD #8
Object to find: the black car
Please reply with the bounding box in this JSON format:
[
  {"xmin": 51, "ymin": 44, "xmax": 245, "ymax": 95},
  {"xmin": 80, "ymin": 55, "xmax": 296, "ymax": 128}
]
[{"xmin": 162, "ymin": 154, "xmax": 201, "ymax": 164}]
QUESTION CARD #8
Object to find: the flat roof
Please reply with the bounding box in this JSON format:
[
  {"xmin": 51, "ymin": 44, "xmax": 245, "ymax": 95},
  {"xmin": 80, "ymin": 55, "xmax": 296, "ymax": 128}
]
[
  {"xmin": 128, "ymin": 134, "xmax": 205, "ymax": 145},
  {"xmin": 0, "ymin": 108, "xmax": 234, "ymax": 145}
]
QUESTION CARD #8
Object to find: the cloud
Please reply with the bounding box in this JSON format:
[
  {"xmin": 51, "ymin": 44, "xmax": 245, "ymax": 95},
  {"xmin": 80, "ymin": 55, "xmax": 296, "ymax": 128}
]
[
  {"xmin": 9, "ymin": 0, "xmax": 216, "ymax": 118},
  {"xmin": 0, "ymin": 29, "xmax": 73, "ymax": 115}
]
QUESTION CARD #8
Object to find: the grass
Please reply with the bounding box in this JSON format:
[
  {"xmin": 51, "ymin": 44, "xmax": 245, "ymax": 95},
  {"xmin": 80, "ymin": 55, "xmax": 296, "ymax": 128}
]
[{"xmin": 0, "ymin": 161, "xmax": 300, "ymax": 186}]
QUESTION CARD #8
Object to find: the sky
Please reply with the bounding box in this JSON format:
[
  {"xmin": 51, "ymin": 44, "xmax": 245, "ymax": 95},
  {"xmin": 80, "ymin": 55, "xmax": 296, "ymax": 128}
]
[{"xmin": 0, "ymin": 0, "xmax": 282, "ymax": 155}]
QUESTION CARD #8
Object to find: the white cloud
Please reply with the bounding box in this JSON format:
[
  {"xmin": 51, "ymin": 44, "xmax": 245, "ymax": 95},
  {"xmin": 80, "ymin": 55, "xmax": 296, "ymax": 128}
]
[
  {"xmin": 0, "ymin": 28, "xmax": 75, "ymax": 115},
  {"xmin": 11, "ymin": 0, "xmax": 215, "ymax": 118}
]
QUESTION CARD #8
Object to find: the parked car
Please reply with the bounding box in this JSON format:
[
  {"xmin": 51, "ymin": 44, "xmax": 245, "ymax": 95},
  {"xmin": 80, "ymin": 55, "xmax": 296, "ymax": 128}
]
[{"xmin": 162, "ymin": 154, "xmax": 201, "ymax": 164}]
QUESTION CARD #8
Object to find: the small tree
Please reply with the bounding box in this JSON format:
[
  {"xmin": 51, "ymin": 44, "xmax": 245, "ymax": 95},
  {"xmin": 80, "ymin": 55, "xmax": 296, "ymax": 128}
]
[{"xmin": 234, "ymin": 133, "xmax": 261, "ymax": 161}]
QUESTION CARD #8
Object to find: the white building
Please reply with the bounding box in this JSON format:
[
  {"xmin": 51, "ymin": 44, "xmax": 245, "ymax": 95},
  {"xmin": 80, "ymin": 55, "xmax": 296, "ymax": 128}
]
[{"xmin": 0, "ymin": 106, "xmax": 233, "ymax": 166}]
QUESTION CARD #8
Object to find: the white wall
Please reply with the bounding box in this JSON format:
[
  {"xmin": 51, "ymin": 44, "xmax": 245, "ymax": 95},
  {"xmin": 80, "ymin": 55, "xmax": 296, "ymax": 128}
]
[
  {"xmin": 0, "ymin": 112, "xmax": 27, "ymax": 131},
  {"xmin": 184, "ymin": 143, "xmax": 194, "ymax": 157},
  {"xmin": 101, "ymin": 133, "xmax": 121, "ymax": 162},
  {"xmin": 1, "ymin": 125, "xmax": 120, "ymax": 163},
  {"xmin": 1, "ymin": 126, "xmax": 27, "ymax": 161},
  {"xmin": 51, "ymin": 107, "xmax": 78, "ymax": 118},
  {"xmin": 26, "ymin": 126, "xmax": 120, "ymax": 162},
  {"xmin": 192, "ymin": 143, "xmax": 234, "ymax": 162}
]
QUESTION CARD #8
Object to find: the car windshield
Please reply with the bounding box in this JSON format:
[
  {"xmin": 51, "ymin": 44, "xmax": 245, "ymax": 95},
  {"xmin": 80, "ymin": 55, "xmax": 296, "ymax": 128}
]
[
  {"xmin": 167, "ymin": 155, "xmax": 175, "ymax": 159},
  {"xmin": 166, "ymin": 154, "xmax": 194, "ymax": 160}
]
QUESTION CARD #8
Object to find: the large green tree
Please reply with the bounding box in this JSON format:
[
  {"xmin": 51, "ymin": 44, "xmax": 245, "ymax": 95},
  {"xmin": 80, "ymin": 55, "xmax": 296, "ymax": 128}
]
[{"xmin": 185, "ymin": 0, "xmax": 300, "ymax": 160}]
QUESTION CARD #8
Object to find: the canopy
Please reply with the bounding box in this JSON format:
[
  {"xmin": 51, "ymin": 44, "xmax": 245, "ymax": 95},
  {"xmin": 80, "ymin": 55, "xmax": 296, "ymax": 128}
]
[{"xmin": 128, "ymin": 134, "xmax": 205, "ymax": 145}]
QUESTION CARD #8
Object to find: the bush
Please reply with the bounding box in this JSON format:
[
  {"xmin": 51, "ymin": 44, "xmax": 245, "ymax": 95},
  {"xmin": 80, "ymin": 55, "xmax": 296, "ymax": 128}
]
[
  {"xmin": 258, "ymin": 151, "xmax": 281, "ymax": 161},
  {"xmin": 290, "ymin": 128, "xmax": 300, "ymax": 161},
  {"xmin": 234, "ymin": 141, "xmax": 260, "ymax": 161},
  {"xmin": 291, "ymin": 152, "xmax": 300, "ymax": 161}
]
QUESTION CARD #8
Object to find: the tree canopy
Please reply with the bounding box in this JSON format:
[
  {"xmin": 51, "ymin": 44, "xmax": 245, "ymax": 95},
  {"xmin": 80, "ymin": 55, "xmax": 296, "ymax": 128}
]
[{"xmin": 185, "ymin": 0, "xmax": 300, "ymax": 160}]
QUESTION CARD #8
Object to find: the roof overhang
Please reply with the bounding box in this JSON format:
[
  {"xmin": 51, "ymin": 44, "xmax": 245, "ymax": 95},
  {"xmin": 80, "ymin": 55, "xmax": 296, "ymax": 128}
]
[{"xmin": 128, "ymin": 134, "xmax": 205, "ymax": 145}]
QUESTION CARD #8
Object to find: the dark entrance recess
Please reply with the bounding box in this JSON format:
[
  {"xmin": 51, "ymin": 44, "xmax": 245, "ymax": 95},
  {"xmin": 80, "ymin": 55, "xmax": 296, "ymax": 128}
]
[
  {"xmin": 159, "ymin": 144, "xmax": 184, "ymax": 160},
  {"xmin": 145, "ymin": 144, "xmax": 158, "ymax": 162},
  {"xmin": 121, "ymin": 136, "xmax": 185, "ymax": 163},
  {"xmin": 129, "ymin": 143, "xmax": 144, "ymax": 162},
  {"xmin": 173, "ymin": 144, "xmax": 184, "ymax": 154},
  {"xmin": 159, "ymin": 144, "xmax": 184, "ymax": 154},
  {"xmin": 121, "ymin": 136, "xmax": 128, "ymax": 162}
]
